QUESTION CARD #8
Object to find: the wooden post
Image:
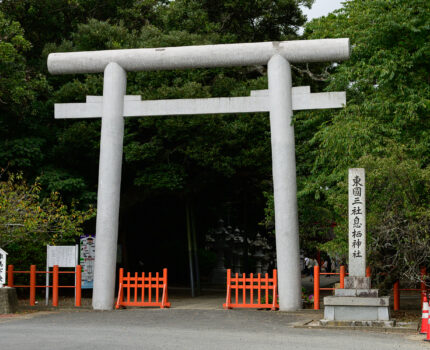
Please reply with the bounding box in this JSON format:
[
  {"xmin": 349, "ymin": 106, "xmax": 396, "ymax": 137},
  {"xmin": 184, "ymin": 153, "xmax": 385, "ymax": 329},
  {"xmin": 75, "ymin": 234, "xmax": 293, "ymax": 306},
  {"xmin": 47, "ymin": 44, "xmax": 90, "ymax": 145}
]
[
  {"xmin": 30, "ymin": 265, "xmax": 36, "ymax": 306},
  {"xmin": 119, "ymin": 268, "xmax": 124, "ymax": 305},
  {"xmin": 340, "ymin": 265, "xmax": 345, "ymax": 289},
  {"xmin": 393, "ymin": 280, "xmax": 400, "ymax": 311},
  {"xmin": 366, "ymin": 266, "xmax": 371, "ymax": 278},
  {"xmin": 53, "ymin": 265, "xmax": 59, "ymax": 307},
  {"xmin": 161, "ymin": 268, "xmax": 168, "ymax": 308},
  {"xmin": 313, "ymin": 265, "xmax": 320, "ymax": 310},
  {"xmin": 272, "ymin": 269, "xmax": 278, "ymax": 310},
  {"xmin": 7, "ymin": 265, "xmax": 14, "ymax": 287},
  {"xmin": 75, "ymin": 265, "xmax": 82, "ymax": 307}
]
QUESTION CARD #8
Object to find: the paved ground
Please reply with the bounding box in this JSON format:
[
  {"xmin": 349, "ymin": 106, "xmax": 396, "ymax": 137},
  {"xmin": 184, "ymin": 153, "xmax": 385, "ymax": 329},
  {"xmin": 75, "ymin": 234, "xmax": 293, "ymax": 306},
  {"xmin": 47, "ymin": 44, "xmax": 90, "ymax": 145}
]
[
  {"xmin": 3, "ymin": 276, "xmax": 424, "ymax": 349},
  {"xmin": 0, "ymin": 301, "xmax": 426, "ymax": 350}
]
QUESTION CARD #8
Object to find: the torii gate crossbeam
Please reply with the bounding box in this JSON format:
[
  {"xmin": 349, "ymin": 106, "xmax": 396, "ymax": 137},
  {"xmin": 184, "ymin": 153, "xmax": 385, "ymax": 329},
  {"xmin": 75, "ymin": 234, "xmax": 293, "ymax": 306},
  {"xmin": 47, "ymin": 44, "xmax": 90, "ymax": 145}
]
[{"xmin": 48, "ymin": 39, "xmax": 350, "ymax": 311}]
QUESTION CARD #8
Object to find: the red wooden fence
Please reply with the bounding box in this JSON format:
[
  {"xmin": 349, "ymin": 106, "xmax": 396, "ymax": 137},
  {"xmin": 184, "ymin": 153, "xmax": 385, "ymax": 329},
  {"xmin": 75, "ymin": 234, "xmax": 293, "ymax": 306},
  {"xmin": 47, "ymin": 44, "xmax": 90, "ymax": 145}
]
[
  {"xmin": 313, "ymin": 265, "xmax": 348, "ymax": 310},
  {"xmin": 115, "ymin": 268, "xmax": 170, "ymax": 309},
  {"xmin": 7, "ymin": 264, "xmax": 81, "ymax": 307},
  {"xmin": 392, "ymin": 267, "xmax": 427, "ymax": 311},
  {"xmin": 223, "ymin": 269, "xmax": 279, "ymax": 310}
]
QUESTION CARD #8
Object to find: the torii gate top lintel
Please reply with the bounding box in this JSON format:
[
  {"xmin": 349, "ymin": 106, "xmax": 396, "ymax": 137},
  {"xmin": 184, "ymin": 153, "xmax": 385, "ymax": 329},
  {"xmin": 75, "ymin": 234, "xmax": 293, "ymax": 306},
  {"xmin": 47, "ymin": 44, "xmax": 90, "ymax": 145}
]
[{"xmin": 47, "ymin": 38, "xmax": 350, "ymax": 75}]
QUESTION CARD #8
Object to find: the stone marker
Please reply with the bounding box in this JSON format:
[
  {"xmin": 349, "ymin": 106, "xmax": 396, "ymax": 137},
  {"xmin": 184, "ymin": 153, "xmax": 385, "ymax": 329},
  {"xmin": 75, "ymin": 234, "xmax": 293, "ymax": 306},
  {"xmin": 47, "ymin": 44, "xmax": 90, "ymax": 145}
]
[
  {"xmin": 323, "ymin": 168, "xmax": 391, "ymax": 324},
  {"xmin": 348, "ymin": 168, "xmax": 366, "ymax": 277},
  {"xmin": 0, "ymin": 288, "xmax": 18, "ymax": 314},
  {"xmin": 0, "ymin": 248, "xmax": 17, "ymax": 314}
]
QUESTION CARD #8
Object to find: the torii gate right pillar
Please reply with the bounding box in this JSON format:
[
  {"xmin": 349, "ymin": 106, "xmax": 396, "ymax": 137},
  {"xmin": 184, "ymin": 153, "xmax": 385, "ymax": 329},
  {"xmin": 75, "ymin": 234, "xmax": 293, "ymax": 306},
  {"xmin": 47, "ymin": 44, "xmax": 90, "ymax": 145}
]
[{"xmin": 268, "ymin": 55, "xmax": 301, "ymax": 310}]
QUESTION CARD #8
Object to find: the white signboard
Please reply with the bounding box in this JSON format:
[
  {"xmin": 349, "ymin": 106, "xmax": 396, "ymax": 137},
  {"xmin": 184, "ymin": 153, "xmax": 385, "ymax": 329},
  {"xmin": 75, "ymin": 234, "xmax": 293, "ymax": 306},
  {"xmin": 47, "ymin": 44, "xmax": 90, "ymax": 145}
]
[
  {"xmin": 0, "ymin": 248, "xmax": 7, "ymax": 287},
  {"xmin": 46, "ymin": 245, "xmax": 78, "ymax": 305},
  {"xmin": 348, "ymin": 168, "xmax": 366, "ymax": 277},
  {"xmin": 80, "ymin": 235, "xmax": 95, "ymax": 289},
  {"xmin": 47, "ymin": 245, "xmax": 78, "ymax": 267}
]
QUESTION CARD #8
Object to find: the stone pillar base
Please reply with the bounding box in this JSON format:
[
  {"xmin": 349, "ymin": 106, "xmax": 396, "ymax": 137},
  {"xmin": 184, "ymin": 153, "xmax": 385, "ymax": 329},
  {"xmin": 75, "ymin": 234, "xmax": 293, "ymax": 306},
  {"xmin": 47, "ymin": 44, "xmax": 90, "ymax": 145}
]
[
  {"xmin": 0, "ymin": 287, "xmax": 18, "ymax": 314},
  {"xmin": 323, "ymin": 276, "xmax": 390, "ymax": 321}
]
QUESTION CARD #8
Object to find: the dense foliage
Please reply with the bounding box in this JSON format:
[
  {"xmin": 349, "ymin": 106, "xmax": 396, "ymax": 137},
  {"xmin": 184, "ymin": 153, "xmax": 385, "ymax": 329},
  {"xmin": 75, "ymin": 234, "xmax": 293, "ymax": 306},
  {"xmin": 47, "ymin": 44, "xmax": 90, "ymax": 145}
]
[
  {"xmin": 295, "ymin": 0, "xmax": 430, "ymax": 287},
  {"xmin": 0, "ymin": 172, "xmax": 95, "ymax": 267},
  {"xmin": 0, "ymin": 0, "xmax": 312, "ymax": 273},
  {"xmin": 0, "ymin": 0, "xmax": 429, "ymax": 286}
]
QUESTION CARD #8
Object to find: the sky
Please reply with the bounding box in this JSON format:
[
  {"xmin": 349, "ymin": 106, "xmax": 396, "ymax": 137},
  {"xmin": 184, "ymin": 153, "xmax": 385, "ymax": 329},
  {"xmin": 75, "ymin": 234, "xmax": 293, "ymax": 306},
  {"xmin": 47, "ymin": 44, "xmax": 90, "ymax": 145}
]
[
  {"xmin": 299, "ymin": 0, "xmax": 345, "ymax": 34},
  {"xmin": 301, "ymin": 0, "xmax": 345, "ymax": 21}
]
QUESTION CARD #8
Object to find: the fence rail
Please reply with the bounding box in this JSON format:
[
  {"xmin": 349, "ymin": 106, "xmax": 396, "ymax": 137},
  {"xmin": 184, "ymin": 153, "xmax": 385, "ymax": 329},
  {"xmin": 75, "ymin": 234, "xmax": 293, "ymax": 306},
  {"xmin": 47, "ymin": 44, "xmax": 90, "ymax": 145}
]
[
  {"xmin": 313, "ymin": 265, "xmax": 348, "ymax": 310},
  {"xmin": 392, "ymin": 267, "xmax": 427, "ymax": 311},
  {"xmin": 7, "ymin": 264, "xmax": 82, "ymax": 307}
]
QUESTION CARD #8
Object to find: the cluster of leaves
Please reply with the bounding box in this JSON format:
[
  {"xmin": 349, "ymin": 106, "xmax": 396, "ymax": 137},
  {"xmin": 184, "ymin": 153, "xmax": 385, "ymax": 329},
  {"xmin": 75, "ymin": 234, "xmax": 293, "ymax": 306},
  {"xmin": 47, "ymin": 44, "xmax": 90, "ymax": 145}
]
[
  {"xmin": 0, "ymin": 172, "xmax": 95, "ymax": 267},
  {"xmin": 289, "ymin": 0, "xmax": 430, "ymax": 286}
]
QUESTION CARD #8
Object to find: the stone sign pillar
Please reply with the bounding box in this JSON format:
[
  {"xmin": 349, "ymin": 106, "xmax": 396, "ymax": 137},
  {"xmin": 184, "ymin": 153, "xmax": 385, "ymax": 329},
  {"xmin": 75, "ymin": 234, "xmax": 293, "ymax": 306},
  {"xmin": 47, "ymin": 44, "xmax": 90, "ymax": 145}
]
[
  {"xmin": 348, "ymin": 168, "xmax": 366, "ymax": 277},
  {"xmin": 323, "ymin": 168, "xmax": 391, "ymax": 325}
]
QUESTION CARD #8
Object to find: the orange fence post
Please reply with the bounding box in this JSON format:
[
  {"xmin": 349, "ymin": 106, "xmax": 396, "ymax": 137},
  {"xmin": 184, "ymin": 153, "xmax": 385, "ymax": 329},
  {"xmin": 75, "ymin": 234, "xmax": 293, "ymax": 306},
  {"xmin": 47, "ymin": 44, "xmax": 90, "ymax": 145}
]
[
  {"xmin": 75, "ymin": 265, "xmax": 82, "ymax": 307},
  {"xmin": 7, "ymin": 265, "xmax": 14, "ymax": 287},
  {"xmin": 161, "ymin": 268, "xmax": 170, "ymax": 308},
  {"xmin": 340, "ymin": 265, "xmax": 345, "ymax": 289},
  {"xmin": 165, "ymin": 268, "xmax": 170, "ymax": 307},
  {"xmin": 393, "ymin": 280, "xmax": 400, "ymax": 311},
  {"xmin": 313, "ymin": 265, "xmax": 320, "ymax": 310},
  {"xmin": 420, "ymin": 267, "xmax": 426, "ymax": 305},
  {"xmin": 366, "ymin": 266, "xmax": 371, "ymax": 278},
  {"xmin": 119, "ymin": 268, "xmax": 124, "ymax": 305},
  {"xmin": 53, "ymin": 265, "xmax": 59, "ymax": 307},
  {"xmin": 224, "ymin": 269, "xmax": 231, "ymax": 309},
  {"xmin": 29, "ymin": 265, "xmax": 36, "ymax": 306},
  {"xmin": 115, "ymin": 267, "xmax": 124, "ymax": 309},
  {"xmin": 272, "ymin": 269, "xmax": 278, "ymax": 310}
]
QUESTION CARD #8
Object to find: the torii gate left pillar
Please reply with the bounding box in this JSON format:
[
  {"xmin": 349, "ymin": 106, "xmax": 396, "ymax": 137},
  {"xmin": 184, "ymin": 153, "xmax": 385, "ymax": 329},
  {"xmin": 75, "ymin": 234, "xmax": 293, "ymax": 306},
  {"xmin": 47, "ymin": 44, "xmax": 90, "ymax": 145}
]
[
  {"xmin": 92, "ymin": 62, "xmax": 126, "ymax": 310},
  {"xmin": 48, "ymin": 39, "xmax": 350, "ymax": 311}
]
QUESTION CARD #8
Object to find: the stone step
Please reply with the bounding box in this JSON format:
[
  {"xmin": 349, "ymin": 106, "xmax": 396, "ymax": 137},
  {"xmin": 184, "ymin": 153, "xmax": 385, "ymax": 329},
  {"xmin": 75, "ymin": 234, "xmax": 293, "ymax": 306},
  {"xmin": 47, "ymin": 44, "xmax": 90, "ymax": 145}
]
[
  {"xmin": 323, "ymin": 295, "xmax": 390, "ymax": 321},
  {"xmin": 324, "ymin": 296, "xmax": 389, "ymax": 307}
]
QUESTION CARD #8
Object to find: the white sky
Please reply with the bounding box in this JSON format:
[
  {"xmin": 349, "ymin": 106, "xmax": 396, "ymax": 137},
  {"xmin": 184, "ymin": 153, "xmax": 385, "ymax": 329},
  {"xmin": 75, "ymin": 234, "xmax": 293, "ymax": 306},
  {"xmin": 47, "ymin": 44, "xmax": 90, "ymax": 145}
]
[
  {"xmin": 301, "ymin": 0, "xmax": 345, "ymax": 21},
  {"xmin": 298, "ymin": 0, "xmax": 345, "ymax": 34}
]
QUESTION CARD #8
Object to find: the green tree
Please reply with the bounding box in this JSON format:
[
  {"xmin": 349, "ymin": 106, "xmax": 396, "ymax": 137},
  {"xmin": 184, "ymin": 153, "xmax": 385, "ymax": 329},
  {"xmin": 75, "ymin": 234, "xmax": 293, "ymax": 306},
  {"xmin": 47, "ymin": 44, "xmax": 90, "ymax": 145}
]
[
  {"xmin": 0, "ymin": 172, "xmax": 95, "ymax": 267},
  {"xmin": 290, "ymin": 0, "xmax": 430, "ymax": 285}
]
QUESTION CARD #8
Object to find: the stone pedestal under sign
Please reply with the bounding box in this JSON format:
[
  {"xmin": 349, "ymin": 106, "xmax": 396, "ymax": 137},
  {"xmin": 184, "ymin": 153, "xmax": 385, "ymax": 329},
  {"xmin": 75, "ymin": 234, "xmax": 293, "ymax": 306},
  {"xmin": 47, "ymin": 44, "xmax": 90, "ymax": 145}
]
[
  {"xmin": 0, "ymin": 287, "xmax": 18, "ymax": 314},
  {"xmin": 324, "ymin": 277, "xmax": 390, "ymax": 321},
  {"xmin": 323, "ymin": 169, "xmax": 390, "ymax": 323}
]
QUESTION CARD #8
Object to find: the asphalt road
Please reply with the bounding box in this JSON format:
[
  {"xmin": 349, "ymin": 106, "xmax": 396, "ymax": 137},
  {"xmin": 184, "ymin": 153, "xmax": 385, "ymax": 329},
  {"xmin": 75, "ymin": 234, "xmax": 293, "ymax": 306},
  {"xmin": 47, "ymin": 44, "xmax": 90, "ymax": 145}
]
[{"xmin": 0, "ymin": 308, "xmax": 425, "ymax": 350}]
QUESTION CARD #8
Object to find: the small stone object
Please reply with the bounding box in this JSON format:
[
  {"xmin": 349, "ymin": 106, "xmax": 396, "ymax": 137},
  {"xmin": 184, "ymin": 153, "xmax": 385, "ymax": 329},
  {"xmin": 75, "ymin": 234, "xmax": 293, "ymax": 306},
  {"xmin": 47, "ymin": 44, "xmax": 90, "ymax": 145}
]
[{"xmin": 0, "ymin": 287, "xmax": 18, "ymax": 314}]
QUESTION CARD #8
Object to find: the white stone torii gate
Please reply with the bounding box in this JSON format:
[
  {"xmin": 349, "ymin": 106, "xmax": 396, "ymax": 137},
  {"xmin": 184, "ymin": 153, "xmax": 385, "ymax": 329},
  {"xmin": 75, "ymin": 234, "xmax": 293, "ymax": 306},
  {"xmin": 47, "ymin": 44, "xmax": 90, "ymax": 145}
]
[{"xmin": 48, "ymin": 39, "xmax": 350, "ymax": 311}]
